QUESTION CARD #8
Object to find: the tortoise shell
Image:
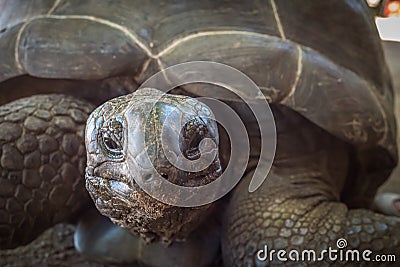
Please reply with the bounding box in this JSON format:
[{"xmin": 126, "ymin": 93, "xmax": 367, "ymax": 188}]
[{"xmin": 0, "ymin": 0, "xmax": 396, "ymax": 194}]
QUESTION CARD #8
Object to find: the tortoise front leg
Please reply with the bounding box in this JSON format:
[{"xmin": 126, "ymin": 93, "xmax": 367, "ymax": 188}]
[
  {"xmin": 222, "ymin": 171, "xmax": 400, "ymax": 266},
  {"xmin": 222, "ymin": 109, "xmax": 400, "ymax": 266},
  {"xmin": 0, "ymin": 94, "xmax": 93, "ymax": 249}
]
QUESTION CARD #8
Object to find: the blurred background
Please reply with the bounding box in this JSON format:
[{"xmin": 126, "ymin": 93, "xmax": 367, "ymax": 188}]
[{"xmin": 368, "ymin": 0, "xmax": 400, "ymax": 194}]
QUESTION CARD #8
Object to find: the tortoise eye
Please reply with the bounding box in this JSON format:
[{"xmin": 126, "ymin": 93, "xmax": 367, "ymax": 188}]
[
  {"xmin": 99, "ymin": 118, "xmax": 124, "ymax": 159},
  {"xmin": 183, "ymin": 121, "xmax": 207, "ymax": 160},
  {"xmin": 103, "ymin": 134, "xmax": 120, "ymax": 151}
]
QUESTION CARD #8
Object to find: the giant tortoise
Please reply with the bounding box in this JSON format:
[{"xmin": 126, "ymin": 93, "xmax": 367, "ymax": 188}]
[{"xmin": 0, "ymin": 0, "xmax": 399, "ymax": 266}]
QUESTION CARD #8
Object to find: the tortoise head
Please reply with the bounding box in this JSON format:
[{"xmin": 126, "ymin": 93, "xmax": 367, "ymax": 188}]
[{"xmin": 85, "ymin": 88, "xmax": 222, "ymax": 243}]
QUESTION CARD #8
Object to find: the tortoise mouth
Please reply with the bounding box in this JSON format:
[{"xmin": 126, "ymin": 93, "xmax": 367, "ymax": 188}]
[
  {"xmin": 86, "ymin": 175, "xmax": 134, "ymax": 200},
  {"xmin": 85, "ymin": 174, "xmax": 136, "ymax": 218},
  {"xmin": 85, "ymin": 167, "xmax": 172, "ymax": 212},
  {"xmin": 85, "ymin": 172, "xmax": 203, "ymax": 243}
]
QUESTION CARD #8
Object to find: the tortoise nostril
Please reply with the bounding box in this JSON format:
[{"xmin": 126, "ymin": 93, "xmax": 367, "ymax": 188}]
[
  {"xmin": 140, "ymin": 173, "xmax": 169, "ymax": 184},
  {"xmin": 86, "ymin": 166, "xmax": 94, "ymax": 176}
]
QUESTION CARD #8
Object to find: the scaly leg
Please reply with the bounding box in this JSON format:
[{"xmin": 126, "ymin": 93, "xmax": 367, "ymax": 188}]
[
  {"xmin": 0, "ymin": 94, "xmax": 93, "ymax": 249},
  {"xmin": 222, "ymin": 108, "xmax": 400, "ymax": 266}
]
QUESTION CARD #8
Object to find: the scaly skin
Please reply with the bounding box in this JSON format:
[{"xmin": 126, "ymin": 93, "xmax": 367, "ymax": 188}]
[
  {"xmin": 222, "ymin": 108, "xmax": 400, "ymax": 266},
  {"xmin": 0, "ymin": 94, "xmax": 93, "ymax": 249}
]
